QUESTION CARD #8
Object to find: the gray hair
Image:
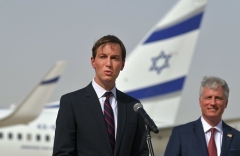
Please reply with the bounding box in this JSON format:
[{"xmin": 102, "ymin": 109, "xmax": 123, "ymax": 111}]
[{"xmin": 199, "ymin": 76, "xmax": 229, "ymax": 99}]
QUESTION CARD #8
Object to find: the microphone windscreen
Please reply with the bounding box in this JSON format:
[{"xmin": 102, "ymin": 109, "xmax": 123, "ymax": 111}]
[{"xmin": 133, "ymin": 103, "xmax": 143, "ymax": 112}]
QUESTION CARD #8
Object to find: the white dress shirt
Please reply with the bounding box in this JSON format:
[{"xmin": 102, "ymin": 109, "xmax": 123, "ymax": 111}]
[
  {"xmin": 92, "ymin": 79, "xmax": 118, "ymax": 138},
  {"xmin": 201, "ymin": 116, "xmax": 223, "ymax": 156}
]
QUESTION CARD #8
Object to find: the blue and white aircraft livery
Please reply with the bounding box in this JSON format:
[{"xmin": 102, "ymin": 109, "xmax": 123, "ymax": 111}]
[
  {"xmin": 117, "ymin": 0, "xmax": 207, "ymax": 129},
  {"xmin": 1, "ymin": 0, "xmax": 239, "ymax": 155}
]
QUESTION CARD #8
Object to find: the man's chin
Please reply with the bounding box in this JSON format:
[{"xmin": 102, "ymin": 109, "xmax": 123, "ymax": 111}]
[
  {"xmin": 205, "ymin": 114, "xmax": 221, "ymax": 121},
  {"xmin": 102, "ymin": 78, "xmax": 115, "ymax": 85},
  {"xmin": 103, "ymin": 76, "xmax": 116, "ymax": 82}
]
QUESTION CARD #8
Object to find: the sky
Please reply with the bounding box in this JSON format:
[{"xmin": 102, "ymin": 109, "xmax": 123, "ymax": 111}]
[{"xmin": 1, "ymin": 0, "xmax": 240, "ymax": 123}]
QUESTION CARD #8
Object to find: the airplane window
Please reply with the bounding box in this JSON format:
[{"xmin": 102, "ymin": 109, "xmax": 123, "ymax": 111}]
[
  {"xmin": 8, "ymin": 133, "xmax": 13, "ymax": 139},
  {"xmin": 36, "ymin": 134, "xmax": 41, "ymax": 141},
  {"xmin": 45, "ymin": 135, "xmax": 50, "ymax": 142},
  {"xmin": 18, "ymin": 133, "xmax": 22, "ymax": 140},
  {"xmin": 0, "ymin": 132, "xmax": 3, "ymax": 139},
  {"xmin": 27, "ymin": 134, "xmax": 31, "ymax": 141}
]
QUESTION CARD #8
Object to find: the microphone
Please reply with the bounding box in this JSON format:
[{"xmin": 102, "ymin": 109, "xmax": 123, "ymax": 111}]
[{"xmin": 133, "ymin": 103, "xmax": 159, "ymax": 133}]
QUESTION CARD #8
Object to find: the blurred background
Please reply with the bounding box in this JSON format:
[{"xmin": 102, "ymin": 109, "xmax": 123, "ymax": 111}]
[{"xmin": 1, "ymin": 1, "xmax": 240, "ymax": 124}]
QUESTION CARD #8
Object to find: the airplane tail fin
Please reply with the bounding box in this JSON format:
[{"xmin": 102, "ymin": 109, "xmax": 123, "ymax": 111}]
[
  {"xmin": 117, "ymin": 0, "xmax": 208, "ymax": 128},
  {"xmin": 0, "ymin": 61, "xmax": 67, "ymax": 127}
]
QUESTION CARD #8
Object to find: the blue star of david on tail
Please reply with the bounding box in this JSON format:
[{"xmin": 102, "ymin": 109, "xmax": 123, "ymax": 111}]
[{"xmin": 150, "ymin": 51, "xmax": 171, "ymax": 74}]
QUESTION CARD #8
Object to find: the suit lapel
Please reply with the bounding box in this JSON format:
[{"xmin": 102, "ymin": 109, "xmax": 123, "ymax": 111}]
[
  {"xmin": 193, "ymin": 118, "xmax": 209, "ymax": 156},
  {"xmin": 114, "ymin": 90, "xmax": 127, "ymax": 156},
  {"xmin": 220, "ymin": 122, "xmax": 233, "ymax": 156},
  {"xmin": 85, "ymin": 83, "xmax": 112, "ymax": 154}
]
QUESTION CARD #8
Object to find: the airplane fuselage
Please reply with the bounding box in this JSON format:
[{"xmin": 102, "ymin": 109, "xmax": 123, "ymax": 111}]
[{"xmin": 0, "ymin": 108, "xmax": 57, "ymax": 156}]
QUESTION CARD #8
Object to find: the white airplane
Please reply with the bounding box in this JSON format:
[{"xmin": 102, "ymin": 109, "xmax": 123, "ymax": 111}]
[
  {"xmin": 116, "ymin": 0, "xmax": 240, "ymax": 154},
  {"xmin": 116, "ymin": 0, "xmax": 209, "ymax": 154},
  {"xmin": 1, "ymin": 0, "xmax": 239, "ymax": 156},
  {"xmin": 0, "ymin": 61, "xmax": 67, "ymax": 156}
]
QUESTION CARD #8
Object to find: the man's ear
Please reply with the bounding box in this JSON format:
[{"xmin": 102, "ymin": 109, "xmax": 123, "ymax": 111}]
[
  {"xmin": 225, "ymin": 99, "xmax": 228, "ymax": 108},
  {"xmin": 91, "ymin": 57, "xmax": 95, "ymax": 69},
  {"xmin": 121, "ymin": 61, "xmax": 125, "ymax": 71},
  {"xmin": 199, "ymin": 97, "xmax": 202, "ymax": 107}
]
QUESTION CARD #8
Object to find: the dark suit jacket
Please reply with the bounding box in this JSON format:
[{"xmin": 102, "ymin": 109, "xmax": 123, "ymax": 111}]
[
  {"xmin": 164, "ymin": 118, "xmax": 240, "ymax": 156},
  {"xmin": 52, "ymin": 83, "xmax": 149, "ymax": 156}
]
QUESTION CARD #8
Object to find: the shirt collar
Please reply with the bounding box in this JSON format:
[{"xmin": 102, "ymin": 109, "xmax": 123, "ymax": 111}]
[
  {"xmin": 201, "ymin": 116, "xmax": 223, "ymax": 134},
  {"xmin": 92, "ymin": 79, "xmax": 117, "ymax": 99}
]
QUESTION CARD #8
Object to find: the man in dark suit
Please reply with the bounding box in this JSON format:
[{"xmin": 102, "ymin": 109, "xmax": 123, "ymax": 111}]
[
  {"xmin": 164, "ymin": 76, "xmax": 240, "ymax": 156},
  {"xmin": 52, "ymin": 35, "xmax": 149, "ymax": 156}
]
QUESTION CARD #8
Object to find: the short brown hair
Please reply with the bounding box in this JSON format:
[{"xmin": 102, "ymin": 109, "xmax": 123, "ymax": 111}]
[{"xmin": 92, "ymin": 35, "xmax": 126, "ymax": 61}]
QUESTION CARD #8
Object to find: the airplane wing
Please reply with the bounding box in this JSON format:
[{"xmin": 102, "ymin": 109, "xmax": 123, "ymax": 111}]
[{"xmin": 0, "ymin": 61, "xmax": 67, "ymax": 127}]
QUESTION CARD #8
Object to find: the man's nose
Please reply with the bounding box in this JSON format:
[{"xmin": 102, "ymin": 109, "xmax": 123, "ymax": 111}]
[
  {"xmin": 106, "ymin": 57, "xmax": 112, "ymax": 66},
  {"xmin": 210, "ymin": 97, "xmax": 216, "ymax": 105}
]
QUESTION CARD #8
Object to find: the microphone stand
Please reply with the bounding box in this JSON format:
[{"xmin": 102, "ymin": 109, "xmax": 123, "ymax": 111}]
[{"xmin": 146, "ymin": 126, "xmax": 155, "ymax": 156}]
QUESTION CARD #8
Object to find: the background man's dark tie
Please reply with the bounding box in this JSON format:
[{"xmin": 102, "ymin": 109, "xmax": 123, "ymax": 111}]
[
  {"xmin": 208, "ymin": 128, "xmax": 217, "ymax": 156},
  {"xmin": 104, "ymin": 92, "xmax": 115, "ymax": 154}
]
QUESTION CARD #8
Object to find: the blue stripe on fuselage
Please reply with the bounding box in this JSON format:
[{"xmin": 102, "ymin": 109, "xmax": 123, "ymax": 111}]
[
  {"xmin": 144, "ymin": 12, "xmax": 203, "ymax": 44},
  {"xmin": 126, "ymin": 76, "xmax": 185, "ymax": 100},
  {"xmin": 45, "ymin": 105, "xmax": 59, "ymax": 108},
  {"xmin": 41, "ymin": 77, "xmax": 59, "ymax": 85}
]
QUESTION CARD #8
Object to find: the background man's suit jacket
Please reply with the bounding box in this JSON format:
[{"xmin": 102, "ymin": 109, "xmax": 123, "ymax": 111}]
[
  {"xmin": 164, "ymin": 118, "xmax": 240, "ymax": 156},
  {"xmin": 53, "ymin": 83, "xmax": 149, "ymax": 156}
]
